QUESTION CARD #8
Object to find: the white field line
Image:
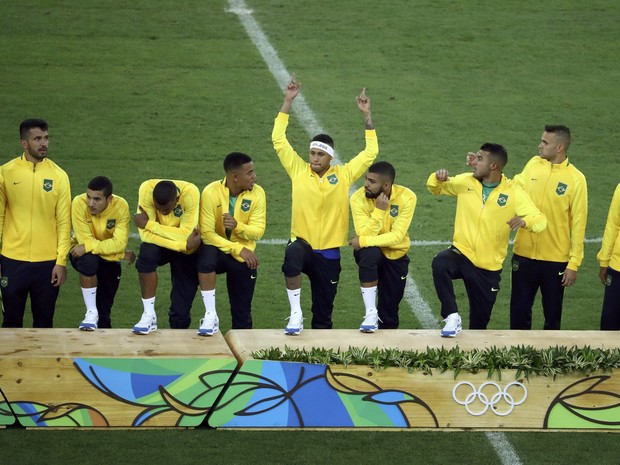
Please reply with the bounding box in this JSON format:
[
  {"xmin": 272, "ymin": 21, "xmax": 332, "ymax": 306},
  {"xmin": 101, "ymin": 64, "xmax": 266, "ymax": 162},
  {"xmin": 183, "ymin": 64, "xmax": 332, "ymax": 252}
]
[{"xmin": 485, "ymin": 432, "xmax": 524, "ymax": 465}]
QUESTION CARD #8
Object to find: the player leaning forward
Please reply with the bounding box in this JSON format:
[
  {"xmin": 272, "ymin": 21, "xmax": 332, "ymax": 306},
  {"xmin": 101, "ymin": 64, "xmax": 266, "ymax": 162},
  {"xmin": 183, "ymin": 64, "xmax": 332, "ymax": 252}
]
[{"xmin": 272, "ymin": 76, "xmax": 379, "ymax": 335}]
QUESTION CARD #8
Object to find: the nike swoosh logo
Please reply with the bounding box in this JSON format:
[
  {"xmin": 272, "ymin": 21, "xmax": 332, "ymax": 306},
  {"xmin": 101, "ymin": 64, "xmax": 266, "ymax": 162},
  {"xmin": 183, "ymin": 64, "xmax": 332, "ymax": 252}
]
[
  {"xmin": 13, "ymin": 181, "xmax": 22, "ymax": 185},
  {"xmin": 330, "ymin": 280, "xmax": 338, "ymax": 284},
  {"xmin": 491, "ymin": 287, "xmax": 499, "ymax": 292},
  {"xmin": 467, "ymin": 188, "xmax": 474, "ymax": 191},
  {"xmin": 250, "ymin": 275, "xmax": 256, "ymax": 280},
  {"xmin": 530, "ymin": 178, "xmax": 537, "ymax": 181},
  {"xmin": 400, "ymin": 276, "xmax": 407, "ymax": 280},
  {"xmin": 558, "ymin": 271, "xmax": 565, "ymax": 276}
]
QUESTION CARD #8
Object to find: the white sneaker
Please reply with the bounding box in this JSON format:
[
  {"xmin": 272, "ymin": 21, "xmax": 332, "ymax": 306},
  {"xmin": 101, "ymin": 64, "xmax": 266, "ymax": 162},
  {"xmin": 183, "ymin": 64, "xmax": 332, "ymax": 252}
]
[
  {"xmin": 284, "ymin": 312, "xmax": 303, "ymax": 335},
  {"xmin": 359, "ymin": 309, "xmax": 379, "ymax": 333},
  {"xmin": 441, "ymin": 313, "xmax": 462, "ymax": 337},
  {"xmin": 79, "ymin": 310, "xmax": 98, "ymax": 331},
  {"xmin": 197, "ymin": 312, "xmax": 219, "ymax": 336},
  {"xmin": 133, "ymin": 311, "xmax": 157, "ymax": 335}
]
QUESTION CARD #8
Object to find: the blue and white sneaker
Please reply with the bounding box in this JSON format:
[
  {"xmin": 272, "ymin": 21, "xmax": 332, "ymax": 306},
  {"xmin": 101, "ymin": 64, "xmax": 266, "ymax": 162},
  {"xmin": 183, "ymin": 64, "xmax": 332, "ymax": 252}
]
[
  {"xmin": 359, "ymin": 309, "xmax": 379, "ymax": 333},
  {"xmin": 198, "ymin": 312, "xmax": 219, "ymax": 336},
  {"xmin": 133, "ymin": 311, "xmax": 157, "ymax": 335},
  {"xmin": 284, "ymin": 312, "xmax": 303, "ymax": 336},
  {"xmin": 441, "ymin": 313, "xmax": 462, "ymax": 337},
  {"xmin": 79, "ymin": 310, "xmax": 98, "ymax": 331}
]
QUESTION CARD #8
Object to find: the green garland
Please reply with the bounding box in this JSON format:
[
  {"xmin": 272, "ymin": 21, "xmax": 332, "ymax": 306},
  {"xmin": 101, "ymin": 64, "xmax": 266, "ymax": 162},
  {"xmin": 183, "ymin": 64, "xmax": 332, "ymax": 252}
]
[{"xmin": 252, "ymin": 345, "xmax": 620, "ymax": 380}]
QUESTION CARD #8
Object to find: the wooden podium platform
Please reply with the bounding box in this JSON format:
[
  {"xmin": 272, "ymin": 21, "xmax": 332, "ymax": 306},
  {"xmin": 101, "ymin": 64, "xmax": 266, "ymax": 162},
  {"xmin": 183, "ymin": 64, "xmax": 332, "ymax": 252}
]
[
  {"xmin": 211, "ymin": 329, "xmax": 620, "ymax": 430},
  {"xmin": 0, "ymin": 329, "xmax": 238, "ymax": 428}
]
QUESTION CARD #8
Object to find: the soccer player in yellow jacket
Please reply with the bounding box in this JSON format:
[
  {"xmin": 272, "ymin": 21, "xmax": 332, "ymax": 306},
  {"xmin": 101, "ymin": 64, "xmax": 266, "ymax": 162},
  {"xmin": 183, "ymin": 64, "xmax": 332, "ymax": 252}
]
[
  {"xmin": 133, "ymin": 179, "xmax": 201, "ymax": 334},
  {"xmin": 510, "ymin": 125, "xmax": 588, "ymax": 330},
  {"xmin": 272, "ymin": 75, "xmax": 378, "ymax": 335},
  {"xmin": 70, "ymin": 176, "xmax": 135, "ymax": 330},
  {"xmin": 0, "ymin": 119, "xmax": 71, "ymax": 328},
  {"xmin": 597, "ymin": 183, "xmax": 620, "ymax": 330},
  {"xmin": 197, "ymin": 152, "xmax": 266, "ymax": 336},
  {"xmin": 349, "ymin": 161, "xmax": 416, "ymax": 332},
  {"xmin": 427, "ymin": 143, "xmax": 547, "ymax": 337}
]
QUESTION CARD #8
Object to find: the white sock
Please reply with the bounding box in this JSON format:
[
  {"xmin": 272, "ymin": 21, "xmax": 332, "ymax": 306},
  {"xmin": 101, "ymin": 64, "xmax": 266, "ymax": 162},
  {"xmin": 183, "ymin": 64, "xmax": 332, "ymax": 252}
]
[
  {"xmin": 287, "ymin": 288, "xmax": 302, "ymax": 314},
  {"xmin": 81, "ymin": 287, "xmax": 98, "ymax": 313},
  {"xmin": 201, "ymin": 290, "xmax": 216, "ymax": 314},
  {"xmin": 361, "ymin": 286, "xmax": 377, "ymax": 313},
  {"xmin": 141, "ymin": 297, "xmax": 156, "ymax": 316}
]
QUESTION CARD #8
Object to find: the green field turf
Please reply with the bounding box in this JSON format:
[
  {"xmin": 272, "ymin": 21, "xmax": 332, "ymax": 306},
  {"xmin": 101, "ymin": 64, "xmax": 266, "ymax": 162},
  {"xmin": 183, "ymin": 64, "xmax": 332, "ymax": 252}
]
[{"xmin": 1, "ymin": 0, "xmax": 619, "ymax": 463}]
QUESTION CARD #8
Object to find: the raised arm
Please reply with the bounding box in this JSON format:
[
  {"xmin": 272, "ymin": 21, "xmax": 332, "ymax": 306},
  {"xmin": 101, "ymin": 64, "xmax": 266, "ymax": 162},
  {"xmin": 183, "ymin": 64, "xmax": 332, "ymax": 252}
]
[
  {"xmin": 279, "ymin": 74, "xmax": 301, "ymax": 115},
  {"xmin": 356, "ymin": 87, "xmax": 373, "ymax": 130}
]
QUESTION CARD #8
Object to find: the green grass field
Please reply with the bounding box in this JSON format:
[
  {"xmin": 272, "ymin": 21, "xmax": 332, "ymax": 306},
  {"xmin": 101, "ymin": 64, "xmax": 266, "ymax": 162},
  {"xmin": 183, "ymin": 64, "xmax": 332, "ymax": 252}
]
[{"xmin": 1, "ymin": 0, "xmax": 620, "ymax": 463}]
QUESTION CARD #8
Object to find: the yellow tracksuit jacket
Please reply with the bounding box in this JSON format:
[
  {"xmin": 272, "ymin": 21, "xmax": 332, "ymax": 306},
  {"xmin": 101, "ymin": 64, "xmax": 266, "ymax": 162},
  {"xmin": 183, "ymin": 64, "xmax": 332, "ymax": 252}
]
[
  {"xmin": 598, "ymin": 183, "xmax": 620, "ymax": 271},
  {"xmin": 427, "ymin": 172, "xmax": 547, "ymax": 271},
  {"xmin": 272, "ymin": 112, "xmax": 378, "ymax": 249},
  {"xmin": 200, "ymin": 179, "xmax": 266, "ymax": 262}
]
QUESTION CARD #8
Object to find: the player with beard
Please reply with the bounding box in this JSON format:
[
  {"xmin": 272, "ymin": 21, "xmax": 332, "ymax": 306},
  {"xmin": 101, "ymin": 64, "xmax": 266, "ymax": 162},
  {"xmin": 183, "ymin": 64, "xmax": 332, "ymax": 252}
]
[
  {"xmin": 0, "ymin": 119, "xmax": 71, "ymax": 328},
  {"xmin": 348, "ymin": 161, "xmax": 416, "ymax": 332},
  {"xmin": 427, "ymin": 143, "xmax": 546, "ymax": 337}
]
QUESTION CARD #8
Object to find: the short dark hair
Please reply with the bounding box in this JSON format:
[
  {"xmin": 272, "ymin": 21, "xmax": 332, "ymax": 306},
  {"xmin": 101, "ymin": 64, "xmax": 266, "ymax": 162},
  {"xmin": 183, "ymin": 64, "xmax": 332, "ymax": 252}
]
[
  {"xmin": 368, "ymin": 161, "xmax": 396, "ymax": 183},
  {"xmin": 20, "ymin": 119, "xmax": 48, "ymax": 140},
  {"xmin": 545, "ymin": 124, "xmax": 571, "ymax": 148},
  {"xmin": 153, "ymin": 180, "xmax": 178, "ymax": 205},
  {"xmin": 312, "ymin": 133, "xmax": 334, "ymax": 149},
  {"xmin": 223, "ymin": 152, "xmax": 252, "ymax": 173},
  {"xmin": 480, "ymin": 142, "xmax": 508, "ymax": 168},
  {"xmin": 87, "ymin": 176, "xmax": 113, "ymax": 198}
]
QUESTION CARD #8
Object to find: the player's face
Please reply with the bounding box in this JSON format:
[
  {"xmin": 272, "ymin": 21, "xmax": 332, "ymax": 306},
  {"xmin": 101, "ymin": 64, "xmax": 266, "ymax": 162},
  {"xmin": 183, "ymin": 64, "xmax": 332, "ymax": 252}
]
[
  {"xmin": 86, "ymin": 189, "xmax": 112, "ymax": 215},
  {"xmin": 472, "ymin": 150, "xmax": 493, "ymax": 181},
  {"xmin": 364, "ymin": 172, "xmax": 386, "ymax": 199},
  {"xmin": 235, "ymin": 161, "xmax": 257, "ymax": 191},
  {"xmin": 538, "ymin": 131, "xmax": 560, "ymax": 162},
  {"xmin": 21, "ymin": 127, "xmax": 48, "ymax": 162},
  {"xmin": 308, "ymin": 148, "xmax": 332, "ymax": 176},
  {"xmin": 154, "ymin": 197, "xmax": 178, "ymax": 215}
]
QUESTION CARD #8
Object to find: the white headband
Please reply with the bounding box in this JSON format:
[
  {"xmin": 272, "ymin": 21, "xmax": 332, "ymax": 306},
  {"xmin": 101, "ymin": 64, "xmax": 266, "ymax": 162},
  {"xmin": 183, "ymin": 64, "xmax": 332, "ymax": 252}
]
[{"xmin": 309, "ymin": 141, "xmax": 334, "ymax": 157}]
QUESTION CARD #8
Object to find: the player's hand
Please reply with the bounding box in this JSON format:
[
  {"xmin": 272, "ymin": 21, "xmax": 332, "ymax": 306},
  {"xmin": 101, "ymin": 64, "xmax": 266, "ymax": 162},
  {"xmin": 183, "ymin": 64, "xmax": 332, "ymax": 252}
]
[
  {"xmin": 70, "ymin": 244, "xmax": 87, "ymax": 258},
  {"xmin": 134, "ymin": 206, "xmax": 149, "ymax": 229},
  {"xmin": 561, "ymin": 268, "xmax": 577, "ymax": 287},
  {"xmin": 186, "ymin": 228, "xmax": 201, "ymax": 251},
  {"xmin": 348, "ymin": 235, "xmax": 361, "ymax": 250},
  {"xmin": 376, "ymin": 193, "xmax": 390, "ymax": 211},
  {"xmin": 51, "ymin": 265, "xmax": 67, "ymax": 287},
  {"xmin": 507, "ymin": 216, "xmax": 526, "ymax": 231},
  {"xmin": 466, "ymin": 152, "xmax": 477, "ymax": 166},
  {"xmin": 223, "ymin": 213, "xmax": 238, "ymax": 231},
  {"xmin": 435, "ymin": 169, "xmax": 449, "ymax": 182},
  {"xmin": 284, "ymin": 74, "xmax": 301, "ymax": 101},
  {"xmin": 239, "ymin": 247, "xmax": 259, "ymax": 269},
  {"xmin": 124, "ymin": 250, "xmax": 137, "ymax": 265},
  {"xmin": 356, "ymin": 87, "xmax": 371, "ymax": 113},
  {"xmin": 599, "ymin": 267, "xmax": 608, "ymax": 285}
]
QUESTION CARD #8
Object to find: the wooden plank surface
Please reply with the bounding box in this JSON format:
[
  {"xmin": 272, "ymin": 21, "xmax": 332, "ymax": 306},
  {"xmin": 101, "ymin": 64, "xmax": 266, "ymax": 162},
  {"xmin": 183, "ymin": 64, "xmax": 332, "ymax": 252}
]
[
  {"xmin": 225, "ymin": 329, "xmax": 620, "ymax": 363},
  {"xmin": 0, "ymin": 328, "xmax": 233, "ymax": 358}
]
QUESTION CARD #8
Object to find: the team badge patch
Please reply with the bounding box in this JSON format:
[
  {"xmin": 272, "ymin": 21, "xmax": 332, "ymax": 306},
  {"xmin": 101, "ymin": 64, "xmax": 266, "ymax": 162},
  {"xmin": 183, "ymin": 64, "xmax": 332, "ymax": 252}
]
[
  {"xmin": 241, "ymin": 199, "xmax": 252, "ymax": 212},
  {"xmin": 173, "ymin": 205, "xmax": 183, "ymax": 217},
  {"xmin": 43, "ymin": 179, "xmax": 53, "ymax": 192},
  {"xmin": 327, "ymin": 174, "xmax": 338, "ymax": 185},
  {"xmin": 512, "ymin": 259, "xmax": 519, "ymax": 272},
  {"xmin": 497, "ymin": 193, "xmax": 508, "ymax": 207},
  {"xmin": 390, "ymin": 205, "xmax": 399, "ymax": 218},
  {"xmin": 0, "ymin": 276, "xmax": 8, "ymax": 288},
  {"xmin": 606, "ymin": 274, "xmax": 612, "ymax": 287},
  {"xmin": 106, "ymin": 219, "xmax": 116, "ymax": 229},
  {"xmin": 556, "ymin": 182, "xmax": 567, "ymax": 196}
]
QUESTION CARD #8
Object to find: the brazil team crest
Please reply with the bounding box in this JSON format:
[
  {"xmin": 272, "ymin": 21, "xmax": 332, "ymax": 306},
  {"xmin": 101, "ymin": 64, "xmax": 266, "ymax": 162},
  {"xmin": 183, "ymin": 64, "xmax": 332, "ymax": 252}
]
[
  {"xmin": 390, "ymin": 205, "xmax": 399, "ymax": 218},
  {"xmin": 497, "ymin": 193, "xmax": 508, "ymax": 207},
  {"xmin": 241, "ymin": 199, "xmax": 252, "ymax": 212},
  {"xmin": 43, "ymin": 179, "xmax": 53, "ymax": 192},
  {"xmin": 106, "ymin": 219, "xmax": 116, "ymax": 229},
  {"xmin": 556, "ymin": 182, "xmax": 567, "ymax": 196},
  {"xmin": 173, "ymin": 205, "xmax": 183, "ymax": 217},
  {"xmin": 512, "ymin": 259, "xmax": 519, "ymax": 271},
  {"xmin": 326, "ymin": 174, "xmax": 338, "ymax": 185},
  {"xmin": 0, "ymin": 276, "xmax": 7, "ymax": 288}
]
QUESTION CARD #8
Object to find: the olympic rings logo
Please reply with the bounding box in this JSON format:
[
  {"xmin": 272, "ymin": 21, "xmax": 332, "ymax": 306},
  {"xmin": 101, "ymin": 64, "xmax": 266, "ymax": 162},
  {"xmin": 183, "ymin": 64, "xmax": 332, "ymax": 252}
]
[{"xmin": 452, "ymin": 381, "xmax": 528, "ymax": 416}]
